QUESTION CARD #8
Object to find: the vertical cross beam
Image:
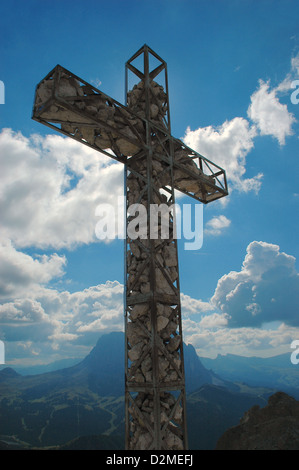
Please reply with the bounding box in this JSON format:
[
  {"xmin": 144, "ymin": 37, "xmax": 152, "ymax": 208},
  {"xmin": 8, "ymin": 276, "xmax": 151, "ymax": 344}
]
[{"xmin": 124, "ymin": 45, "xmax": 188, "ymax": 450}]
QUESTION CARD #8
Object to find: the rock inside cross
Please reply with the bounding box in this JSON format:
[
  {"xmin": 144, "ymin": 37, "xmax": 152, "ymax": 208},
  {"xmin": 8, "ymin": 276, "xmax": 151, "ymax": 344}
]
[{"xmin": 32, "ymin": 44, "xmax": 228, "ymax": 450}]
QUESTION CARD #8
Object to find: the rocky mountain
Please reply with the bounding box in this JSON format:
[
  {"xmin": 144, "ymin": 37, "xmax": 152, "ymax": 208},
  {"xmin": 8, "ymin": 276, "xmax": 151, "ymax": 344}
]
[
  {"xmin": 0, "ymin": 332, "xmax": 293, "ymax": 450},
  {"xmin": 0, "ymin": 332, "xmax": 217, "ymax": 448},
  {"xmin": 0, "ymin": 367, "xmax": 20, "ymax": 381},
  {"xmin": 201, "ymin": 352, "xmax": 299, "ymax": 399},
  {"xmin": 186, "ymin": 383, "xmax": 274, "ymax": 449},
  {"xmin": 216, "ymin": 391, "xmax": 299, "ymax": 450}
]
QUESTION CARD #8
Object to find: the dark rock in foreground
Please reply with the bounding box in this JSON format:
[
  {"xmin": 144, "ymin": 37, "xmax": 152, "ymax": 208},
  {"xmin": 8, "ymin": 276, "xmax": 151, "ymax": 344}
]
[{"xmin": 216, "ymin": 392, "xmax": 299, "ymax": 450}]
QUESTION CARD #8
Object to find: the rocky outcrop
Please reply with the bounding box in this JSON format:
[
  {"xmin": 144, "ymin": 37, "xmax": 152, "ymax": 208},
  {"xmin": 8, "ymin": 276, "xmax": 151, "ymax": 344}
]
[{"xmin": 216, "ymin": 392, "xmax": 299, "ymax": 450}]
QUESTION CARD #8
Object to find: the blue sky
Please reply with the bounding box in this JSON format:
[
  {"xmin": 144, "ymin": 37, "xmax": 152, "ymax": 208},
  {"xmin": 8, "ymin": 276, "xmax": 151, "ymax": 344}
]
[{"xmin": 0, "ymin": 0, "xmax": 298, "ymax": 366}]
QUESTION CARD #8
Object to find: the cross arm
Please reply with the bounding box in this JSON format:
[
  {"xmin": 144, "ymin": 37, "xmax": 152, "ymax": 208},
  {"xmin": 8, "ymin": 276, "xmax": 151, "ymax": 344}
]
[
  {"xmin": 32, "ymin": 64, "xmax": 228, "ymax": 204},
  {"xmin": 171, "ymin": 138, "xmax": 228, "ymax": 203},
  {"xmin": 32, "ymin": 64, "xmax": 146, "ymax": 163}
]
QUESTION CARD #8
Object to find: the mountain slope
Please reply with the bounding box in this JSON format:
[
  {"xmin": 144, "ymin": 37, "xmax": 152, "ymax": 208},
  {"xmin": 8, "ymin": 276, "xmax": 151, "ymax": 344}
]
[
  {"xmin": 201, "ymin": 353, "xmax": 299, "ymax": 398},
  {"xmin": 0, "ymin": 332, "xmax": 290, "ymax": 449},
  {"xmin": 216, "ymin": 391, "xmax": 299, "ymax": 450},
  {"xmin": 187, "ymin": 384, "xmax": 270, "ymax": 450},
  {"xmin": 0, "ymin": 332, "xmax": 215, "ymax": 448}
]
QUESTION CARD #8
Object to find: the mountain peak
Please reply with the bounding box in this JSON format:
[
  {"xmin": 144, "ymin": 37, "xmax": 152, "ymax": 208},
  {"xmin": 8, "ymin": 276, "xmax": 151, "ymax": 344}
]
[
  {"xmin": 81, "ymin": 331, "xmax": 124, "ymax": 372},
  {"xmin": 0, "ymin": 367, "xmax": 20, "ymax": 380},
  {"xmin": 78, "ymin": 332, "xmax": 212, "ymax": 394}
]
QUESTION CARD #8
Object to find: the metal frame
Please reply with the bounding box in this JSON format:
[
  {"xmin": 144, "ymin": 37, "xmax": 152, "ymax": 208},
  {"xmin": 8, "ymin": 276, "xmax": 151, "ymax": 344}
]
[
  {"xmin": 31, "ymin": 44, "xmax": 229, "ymax": 450},
  {"xmin": 32, "ymin": 62, "xmax": 228, "ymax": 205},
  {"xmin": 124, "ymin": 45, "xmax": 188, "ymax": 450}
]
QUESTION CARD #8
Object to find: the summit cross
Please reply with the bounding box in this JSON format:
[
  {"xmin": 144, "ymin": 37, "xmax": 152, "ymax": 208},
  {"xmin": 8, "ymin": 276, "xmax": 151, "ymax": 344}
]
[{"xmin": 32, "ymin": 44, "xmax": 228, "ymax": 450}]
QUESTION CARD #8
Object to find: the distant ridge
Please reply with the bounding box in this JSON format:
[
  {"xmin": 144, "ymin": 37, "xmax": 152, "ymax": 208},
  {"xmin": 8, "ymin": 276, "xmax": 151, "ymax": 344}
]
[
  {"xmin": 201, "ymin": 352, "xmax": 299, "ymax": 398},
  {"xmin": 0, "ymin": 332, "xmax": 216, "ymax": 395},
  {"xmin": 0, "ymin": 367, "xmax": 20, "ymax": 381},
  {"xmin": 0, "ymin": 332, "xmax": 289, "ymax": 449}
]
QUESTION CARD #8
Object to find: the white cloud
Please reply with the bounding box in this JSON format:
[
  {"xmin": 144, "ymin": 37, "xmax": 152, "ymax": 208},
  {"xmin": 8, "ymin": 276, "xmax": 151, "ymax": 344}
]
[
  {"xmin": 0, "ymin": 231, "xmax": 124, "ymax": 361},
  {"xmin": 181, "ymin": 241, "xmax": 299, "ymax": 357},
  {"xmin": 0, "ymin": 280, "xmax": 124, "ymax": 364},
  {"xmin": 0, "ymin": 129, "xmax": 124, "ymax": 250},
  {"xmin": 198, "ymin": 312, "xmax": 229, "ymax": 329},
  {"xmin": 183, "ymin": 52, "xmax": 299, "ymax": 201},
  {"xmin": 1, "ymin": 241, "xmax": 298, "ymax": 363},
  {"xmin": 275, "ymin": 51, "xmax": 299, "ymax": 93},
  {"xmin": 247, "ymin": 53, "xmax": 299, "ymax": 145},
  {"xmin": 0, "ymin": 298, "xmax": 60, "ymax": 344},
  {"xmin": 183, "ymin": 117, "xmax": 263, "ymax": 194},
  {"xmin": 211, "ymin": 241, "xmax": 299, "ymax": 327},
  {"xmin": 204, "ymin": 215, "xmax": 231, "ymax": 236},
  {"xmin": 183, "ymin": 317, "xmax": 299, "ymax": 358},
  {"xmin": 247, "ymin": 79, "xmax": 296, "ymax": 145},
  {"xmin": 41, "ymin": 280, "xmax": 124, "ymax": 346},
  {"xmin": 0, "ymin": 238, "xmax": 66, "ymax": 299},
  {"xmin": 180, "ymin": 293, "xmax": 213, "ymax": 317},
  {"xmin": 1, "ymin": 49, "xmax": 299, "ymax": 364}
]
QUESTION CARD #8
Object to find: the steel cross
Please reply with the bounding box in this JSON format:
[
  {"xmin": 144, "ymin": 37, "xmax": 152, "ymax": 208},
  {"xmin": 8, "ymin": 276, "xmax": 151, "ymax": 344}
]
[{"xmin": 32, "ymin": 44, "xmax": 228, "ymax": 450}]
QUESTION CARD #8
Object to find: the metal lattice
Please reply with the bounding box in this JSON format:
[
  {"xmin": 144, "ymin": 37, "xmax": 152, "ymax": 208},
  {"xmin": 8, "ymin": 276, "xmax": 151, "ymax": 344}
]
[{"xmin": 32, "ymin": 44, "xmax": 228, "ymax": 450}]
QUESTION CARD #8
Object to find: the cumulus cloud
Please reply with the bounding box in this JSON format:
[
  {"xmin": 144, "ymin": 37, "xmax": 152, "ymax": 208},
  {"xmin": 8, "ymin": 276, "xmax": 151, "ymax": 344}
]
[
  {"xmin": 247, "ymin": 53, "xmax": 298, "ymax": 145},
  {"xmin": 0, "ymin": 129, "xmax": 123, "ymax": 249},
  {"xmin": 204, "ymin": 215, "xmax": 231, "ymax": 236},
  {"xmin": 180, "ymin": 293, "xmax": 212, "ymax": 317},
  {"xmin": 198, "ymin": 312, "xmax": 229, "ymax": 329},
  {"xmin": 1, "ymin": 240, "xmax": 298, "ymax": 363},
  {"xmin": 247, "ymin": 79, "xmax": 296, "ymax": 145},
  {"xmin": 183, "ymin": 117, "xmax": 263, "ymax": 194},
  {"xmin": 36, "ymin": 281, "xmax": 124, "ymax": 347},
  {"xmin": 183, "ymin": 53, "xmax": 298, "ymax": 200},
  {"xmin": 0, "ymin": 230, "xmax": 124, "ymax": 362},
  {"xmin": 211, "ymin": 241, "xmax": 299, "ymax": 327},
  {"xmin": 182, "ymin": 241, "xmax": 299, "ymax": 357},
  {"xmin": 0, "ymin": 298, "xmax": 59, "ymax": 342},
  {"xmin": 0, "ymin": 280, "xmax": 124, "ymax": 364},
  {"xmin": 0, "ymin": 238, "xmax": 66, "ymax": 299},
  {"xmin": 183, "ymin": 316, "xmax": 299, "ymax": 358},
  {"xmin": 1, "ymin": 51, "xmax": 299, "ymax": 364}
]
